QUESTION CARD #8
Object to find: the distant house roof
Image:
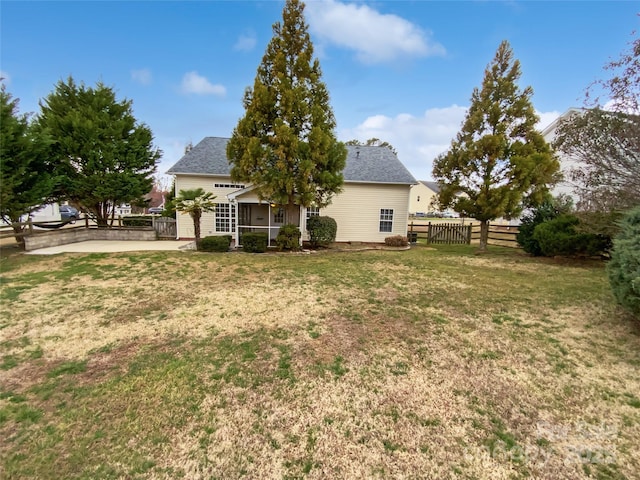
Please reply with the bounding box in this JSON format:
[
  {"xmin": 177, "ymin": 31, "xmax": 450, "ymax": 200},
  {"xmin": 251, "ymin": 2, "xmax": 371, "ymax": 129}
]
[
  {"xmin": 419, "ymin": 180, "xmax": 440, "ymax": 193},
  {"xmin": 167, "ymin": 137, "xmax": 416, "ymax": 185},
  {"xmin": 540, "ymin": 107, "xmax": 585, "ymax": 139}
]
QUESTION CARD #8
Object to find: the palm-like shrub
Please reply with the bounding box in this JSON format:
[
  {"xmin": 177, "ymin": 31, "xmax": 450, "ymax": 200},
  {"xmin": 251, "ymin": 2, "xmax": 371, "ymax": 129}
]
[{"xmin": 173, "ymin": 188, "xmax": 216, "ymax": 243}]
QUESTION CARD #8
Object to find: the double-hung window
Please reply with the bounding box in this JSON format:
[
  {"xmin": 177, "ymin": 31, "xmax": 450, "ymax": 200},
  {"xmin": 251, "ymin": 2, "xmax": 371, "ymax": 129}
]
[
  {"xmin": 306, "ymin": 206, "xmax": 320, "ymax": 227},
  {"xmin": 273, "ymin": 207, "xmax": 284, "ymax": 223},
  {"xmin": 215, "ymin": 203, "xmax": 236, "ymax": 233},
  {"xmin": 379, "ymin": 209, "xmax": 393, "ymax": 232}
]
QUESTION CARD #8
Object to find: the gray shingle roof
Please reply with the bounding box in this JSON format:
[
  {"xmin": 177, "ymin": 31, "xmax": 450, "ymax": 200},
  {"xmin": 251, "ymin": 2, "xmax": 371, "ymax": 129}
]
[
  {"xmin": 166, "ymin": 137, "xmax": 231, "ymax": 176},
  {"xmin": 166, "ymin": 137, "xmax": 416, "ymax": 185},
  {"xmin": 420, "ymin": 180, "xmax": 440, "ymax": 193}
]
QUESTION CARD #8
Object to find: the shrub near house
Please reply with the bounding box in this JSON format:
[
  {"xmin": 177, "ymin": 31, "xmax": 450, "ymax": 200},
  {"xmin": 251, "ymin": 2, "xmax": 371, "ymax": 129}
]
[
  {"xmin": 307, "ymin": 216, "xmax": 337, "ymax": 248},
  {"xmin": 607, "ymin": 206, "xmax": 640, "ymax": 317},
  {"xmin": 198, "ymin": 235, "xmax": 232, "ymax": 252}
]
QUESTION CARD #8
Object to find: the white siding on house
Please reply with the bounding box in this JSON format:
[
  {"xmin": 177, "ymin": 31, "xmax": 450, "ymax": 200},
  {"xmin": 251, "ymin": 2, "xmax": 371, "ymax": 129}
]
[
  {"xmin": 174, "ymin": 175, "xmax": 237, "ymax": 239},
  {"xmin": 321, "ymin": 183, "xmax": 411, "ymax": 243},
  {"xmin": 409, "ymin": 182, "xmax": 438, "ymax": 214},
  {"xmin": 174, "ymin": 176, "xmax": 412, "ymax": 243},
  {"xmin": 542, "ymin": 120, "xmax": 582, "ymax": 203}
]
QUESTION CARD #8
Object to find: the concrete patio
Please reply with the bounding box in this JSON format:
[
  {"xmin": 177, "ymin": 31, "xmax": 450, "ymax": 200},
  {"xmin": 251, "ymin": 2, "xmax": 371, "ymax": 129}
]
[{"xmin": 25, "ymin": 240, "xmax": 196, "ymax": 255}]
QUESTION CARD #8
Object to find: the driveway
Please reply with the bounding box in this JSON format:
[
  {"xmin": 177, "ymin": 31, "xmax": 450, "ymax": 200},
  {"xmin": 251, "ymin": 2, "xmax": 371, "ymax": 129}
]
[{"xmin": 26, "ymin": 240, "xmax": 196, "ymax": 255}]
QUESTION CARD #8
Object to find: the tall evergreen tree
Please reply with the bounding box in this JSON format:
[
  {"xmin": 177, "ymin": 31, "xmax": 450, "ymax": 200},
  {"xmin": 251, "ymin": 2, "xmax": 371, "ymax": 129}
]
[
  {"xmin": 37, "ymin": 77, "xmax": 161, "ymax": 227},
  {"xmin": 432, "ymin": 41, "xmax": 559, "ymax": 251},
  {"xmin": 0, "ymin": 86, "xmax": 55, "ymax": 246},
  {"xmin": 227, "ymin": 0, "xmax": 346, "ymax": 223}
]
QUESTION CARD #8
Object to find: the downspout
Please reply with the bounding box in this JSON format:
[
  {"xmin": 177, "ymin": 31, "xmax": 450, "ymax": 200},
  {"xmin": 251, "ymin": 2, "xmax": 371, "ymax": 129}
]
[
  {"xmin": 406, "ymin": 182, "xmax": 416, "ymax": 236},
  {"xmin": 268, "ymin": 203, "xmax": 272, "ymax": 248},
  {"xmin": 228, "ymin": 197, "xmax": 239, "ymax": 248},
  {"xmin": 299, "ymin": 206, "xmax": 305, "ymax": 248}
]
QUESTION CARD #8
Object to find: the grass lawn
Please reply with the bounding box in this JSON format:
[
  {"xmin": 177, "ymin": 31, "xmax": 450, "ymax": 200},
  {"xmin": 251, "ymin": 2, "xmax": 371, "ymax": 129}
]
[{"xmin": 0, "ymin": 244, "xmax": 638, "ymax": 479}]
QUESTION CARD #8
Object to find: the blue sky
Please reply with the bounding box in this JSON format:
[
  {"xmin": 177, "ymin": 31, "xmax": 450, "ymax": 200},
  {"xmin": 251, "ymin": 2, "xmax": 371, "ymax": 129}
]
[{"xmin": 2, "ymin": 1, "xmax": 638, "ymax": 181}]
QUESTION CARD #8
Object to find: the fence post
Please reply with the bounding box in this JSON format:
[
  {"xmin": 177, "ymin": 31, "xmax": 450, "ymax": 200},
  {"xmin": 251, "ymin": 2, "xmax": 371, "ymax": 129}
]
[
  {"xmin": 427, "ymin": 222, "xmax": 431, "ymax": 244},
  {"xmin": 28, "ymin": 218, "xmax": 34, "ymax": 235}
]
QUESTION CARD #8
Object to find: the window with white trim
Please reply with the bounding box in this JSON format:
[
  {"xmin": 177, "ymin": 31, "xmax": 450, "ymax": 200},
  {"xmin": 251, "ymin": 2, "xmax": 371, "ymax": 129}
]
[
  {"xmin": 306, "ymin": 206, "xmax": 320, "ymax": 228},
  {"xmin": 273, "ymin": 207, "xmax": 284, "ymax": 223},
  {"xmin": 379, "ymin": 209, "xmax": 393, "ymax": 232},
  {"xmin": 214, "ymin": 183, "xmax": 245, "ymax": 189},
  {"xmin": 215, "ymin": 203, "xmax": 236, "ymax": 233}
]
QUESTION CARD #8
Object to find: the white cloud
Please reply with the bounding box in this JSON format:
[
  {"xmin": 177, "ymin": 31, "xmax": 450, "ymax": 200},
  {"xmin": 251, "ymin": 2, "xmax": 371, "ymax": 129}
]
[
  {"xmin": 536, "ymin": 110, "xmax": 561, "ymax": 131},
  {"xmin": 305, "ymin": 0, "xmax": 445, "ymax": 64},
  {"xmin": 234, "ymin": 31, "xmax": 257, "ymax": 52},
  {"xmin": 181, "ymin": 71, "xmax": 226, "ymax": 96},
  {"xmin": 341, "ymin": 106, "xmax": 562, "ymax": 181},
  {"xmin": 131, "ymin": 68, "xmax": 152, "ymax": 85},
  {"xmin": 0, "ymin": 70, "xmax": 10, "ymax": 84},
  {"xmin": 340, "ymin": 105, "xmax": 466, "ymax": 180},
  {"xmin": 156, "ymin": 138, "xmax": 189, "ymax": 177}
]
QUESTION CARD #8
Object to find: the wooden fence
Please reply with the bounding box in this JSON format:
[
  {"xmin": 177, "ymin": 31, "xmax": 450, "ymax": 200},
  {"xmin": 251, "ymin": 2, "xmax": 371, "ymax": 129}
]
[
  {"xmin": 408, "ymin": 221, "xmax": 521, "ymax": 248},
  {"xmin": 470, "ymin": 224, "xmax": 520, "ymax": 248},
  {"xmin": 1, "ymin": 215, "xmax": 176, "ymax": 241},
  {"xmin": 154, "ymin": 217, "xmax": 177, "ymax": 239},
  {"xmin": 0, "ymin": 218, "xmax": 88, "ymax": 240}
]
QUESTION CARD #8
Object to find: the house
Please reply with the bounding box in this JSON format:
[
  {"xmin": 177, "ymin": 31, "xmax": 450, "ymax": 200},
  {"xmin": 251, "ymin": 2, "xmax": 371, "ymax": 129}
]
[
  {"xmin": 409, "ymin": 181, "xmax": 440, "ymax": 215},
  {"xmin": 166, "ymin": 137, "xmax": 417, "ymax": 245},
  {"xmin": 541, "ymin": 108, "xmax": 584, "ymax": 204},
  {"xmin": 114, "ymin": 204, "xmax": 132, "ymax": 216}
]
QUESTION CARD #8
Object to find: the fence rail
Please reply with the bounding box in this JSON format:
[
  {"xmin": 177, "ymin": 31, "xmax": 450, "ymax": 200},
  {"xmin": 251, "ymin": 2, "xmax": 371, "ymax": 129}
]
[
  {"xmin": 408, "ymin": 222, "xmax": 521, "ymax": 248},
  {"xmin": 1, "ymin": 215, "xmax": 176, "ymax": 241}
]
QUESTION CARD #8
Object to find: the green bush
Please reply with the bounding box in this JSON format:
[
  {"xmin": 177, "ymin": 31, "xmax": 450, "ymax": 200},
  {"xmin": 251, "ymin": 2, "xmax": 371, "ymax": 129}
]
[
  {"xmin": 607, "ymin": 206, "xmax": 640, "ymax": 317},
  {"xmin": 241, "ymin": 232, "xmax": 268, "ymax": 253},
  {"xmin": 384, "ymin": 235, "xmax": 408, "ymax": 247},
  {"xmin": 532, "ymin": 214, "xmax": 608, "ymax": 257},
  {"xmin": 517, "ymin": 197, "xmax": 573, "ymax": 255},
  {"xmin": 198, "ymin": 235, "xmax": 231, "ymax": 252},
  {"xmin": 275, "ymin": 224, "xmax": 301, "ymax": 251},
  {"xmin": 307, "ymin": 216, "xmax": 337, "ymax": 248},
  {"xmin": 122, "ymin": 216, "xmax": 153, "ymax": 227}
]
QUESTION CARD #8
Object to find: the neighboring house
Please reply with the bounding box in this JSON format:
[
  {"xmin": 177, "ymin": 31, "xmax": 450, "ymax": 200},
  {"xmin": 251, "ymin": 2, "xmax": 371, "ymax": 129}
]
[
  {"xmin": 145, "ymin": 187, "xmax": 168, "ymax": 214},
  {"xmin": 409, "ymin": 181, "xmax": 440, "ymax": 215},
  {"xmin": 541, "ymin": 108, "xmax": 584, "ymax": 204},
  {"xmin": 114, "ymin": 204, "xmax": 132, "ymax": 216},
  {"xmin": 166, "ymin": 137, "xmax": 417, "ymax": 245}
]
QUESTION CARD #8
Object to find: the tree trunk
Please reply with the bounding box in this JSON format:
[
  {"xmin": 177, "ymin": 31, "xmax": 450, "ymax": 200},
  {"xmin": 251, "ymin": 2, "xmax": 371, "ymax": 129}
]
[
  {"xmin": 478, "ymin": 220, "xmax": 490, "ymax": 252},
  {"xmin": 284, "ymin": 203, "xmax": 299, "ymax": 227},
  {"xmin": 192, "ymin": 211, "xmax": 202, "ymax": 243},
  {"xmin": 95, "ymin": 203, "xmax": 109, "ymax": 228},
  {"xmin": 11, "ymin": 222, "xmax": 25, "ymax": 249},
  {"xmin": 96, "ymin": 215, "xmax": 109, "ymax": 228}
]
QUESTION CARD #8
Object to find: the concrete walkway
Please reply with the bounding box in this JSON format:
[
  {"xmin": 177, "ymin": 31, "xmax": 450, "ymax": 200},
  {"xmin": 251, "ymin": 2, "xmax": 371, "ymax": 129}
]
[{"xmin": 25, "ymin": 240, "xmax": 196, "ymax": 255}]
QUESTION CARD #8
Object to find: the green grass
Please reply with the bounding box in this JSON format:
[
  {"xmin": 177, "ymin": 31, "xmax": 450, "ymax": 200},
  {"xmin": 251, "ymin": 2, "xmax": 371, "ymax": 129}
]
[{"xmin": 0, "ymin": 245, "xmax": 638, "ymax": 479}]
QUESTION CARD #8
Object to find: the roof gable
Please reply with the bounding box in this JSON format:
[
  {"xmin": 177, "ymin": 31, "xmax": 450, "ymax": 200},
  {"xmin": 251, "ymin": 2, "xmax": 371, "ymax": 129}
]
[
  {"xmin": 166, "ymin": 137, "xmax": 231, "ymax": 176},
  {"xmin": 167, "ymin": 137, "xmax": 416, "ymax": 185},
  {"xmin": 419, "ymin": 180, "xmax": 440, "ymax": 193}
]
